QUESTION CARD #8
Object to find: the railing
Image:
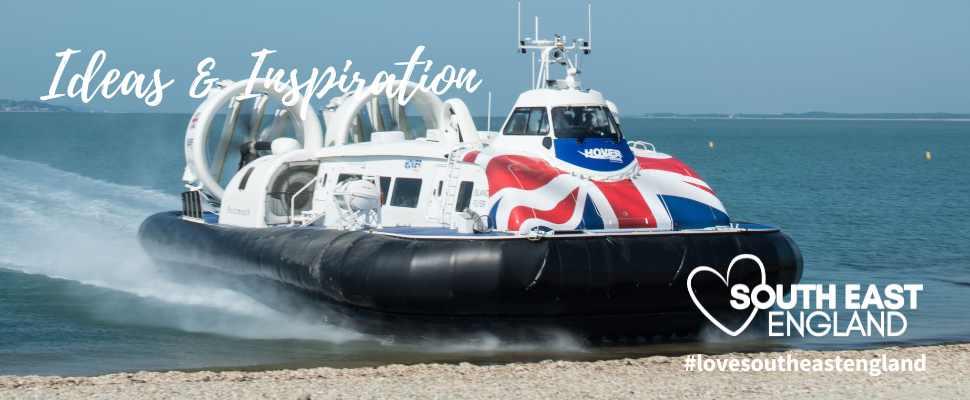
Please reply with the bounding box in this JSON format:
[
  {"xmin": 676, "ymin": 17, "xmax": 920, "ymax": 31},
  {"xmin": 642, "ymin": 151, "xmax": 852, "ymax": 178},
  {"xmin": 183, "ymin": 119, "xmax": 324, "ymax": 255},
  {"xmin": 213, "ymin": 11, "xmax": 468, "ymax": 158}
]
[{"xmin": 289, "ymin": 176, "xmax": 320, "ymax": 225}]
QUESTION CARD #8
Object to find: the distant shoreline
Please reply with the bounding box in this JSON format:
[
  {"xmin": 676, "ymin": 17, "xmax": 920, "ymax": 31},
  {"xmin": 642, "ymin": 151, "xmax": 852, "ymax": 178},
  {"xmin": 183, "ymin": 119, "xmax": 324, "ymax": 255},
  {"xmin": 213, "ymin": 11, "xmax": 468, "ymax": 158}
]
[
  {"xmin": 3, "ymin": 100, "xmax": 969, "ymax": 122},
  {"xmin": 3, "ymin": 113, "xmax": 968, "ymax": 122},
  {"xmin": 640, "ymin": 116, "xmax": 970, "ymax": 122},
  {"xmin": 641, "ymin": 112, "xmax": 970, "ymax": 122},
  {"xmin": 0, "ymin": 99, "xmax": 73, "ymax": 113}
]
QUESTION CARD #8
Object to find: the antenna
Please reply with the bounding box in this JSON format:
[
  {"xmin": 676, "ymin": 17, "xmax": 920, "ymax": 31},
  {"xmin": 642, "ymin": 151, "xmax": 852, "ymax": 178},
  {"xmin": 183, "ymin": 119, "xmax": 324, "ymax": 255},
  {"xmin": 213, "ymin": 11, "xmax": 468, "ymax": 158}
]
[
  {"xmin": 487, "ymin": 91, "xmax": 492, "ymax": 132},
  {"xmin": 531, "ymin": 52, "xmax": 535, "ymax": 88},
  {"xmin": 534, "ymin": 16, "xmax": 539, "ymax": 40},
  {"xmin": 515, "ymin": 2, "xmax": 593, "ymax": 89}
]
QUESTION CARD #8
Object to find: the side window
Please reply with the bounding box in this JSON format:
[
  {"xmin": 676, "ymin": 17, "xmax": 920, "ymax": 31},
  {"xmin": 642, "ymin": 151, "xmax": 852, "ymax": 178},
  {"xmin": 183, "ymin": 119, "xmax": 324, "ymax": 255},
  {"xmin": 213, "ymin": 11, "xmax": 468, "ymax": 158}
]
[
  {"xmin": 379, "ymin": 176, "xmax": 391, "ymax": 205},
  {"xmin": 527, "ymin": 108, "xmax": 548, "ymax": 134},
  {"xmin": 503, "ymin": 108, "xmax": 531, "ymax": 135},
  {"xmin": 454, "ymin": 181, "xmax": 474, "ymax": 212},
  {"xmin": 504, "ymin": 107, "xmax": 548, "ymax": 136},
  {"xmin": 338, "ymin": 173, "xmax": 362, "ymax": 183},
  {"xmin": 390, "ymin": 178, "xmax": 422, "ymax": 208}
]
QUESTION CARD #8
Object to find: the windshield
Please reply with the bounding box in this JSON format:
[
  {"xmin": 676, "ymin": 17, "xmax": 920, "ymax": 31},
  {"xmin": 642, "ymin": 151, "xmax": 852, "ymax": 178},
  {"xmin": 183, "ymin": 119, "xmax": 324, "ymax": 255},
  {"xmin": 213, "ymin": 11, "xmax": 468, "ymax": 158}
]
[{"xmin": 551, "ymin": 106, "xmax": 621, "ymax": 140}]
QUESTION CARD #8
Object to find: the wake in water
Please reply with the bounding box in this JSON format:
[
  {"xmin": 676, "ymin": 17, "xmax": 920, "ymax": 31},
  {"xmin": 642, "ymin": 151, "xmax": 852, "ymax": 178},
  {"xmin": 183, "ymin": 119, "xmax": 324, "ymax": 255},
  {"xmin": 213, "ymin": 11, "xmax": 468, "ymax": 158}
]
[
  {"xmin": 0, "ymin": 155, "xmax": 362, "ymax": 342},
  {"xmin": 0, "ymin": 155, "xmax": 587, "ymax": 353}
]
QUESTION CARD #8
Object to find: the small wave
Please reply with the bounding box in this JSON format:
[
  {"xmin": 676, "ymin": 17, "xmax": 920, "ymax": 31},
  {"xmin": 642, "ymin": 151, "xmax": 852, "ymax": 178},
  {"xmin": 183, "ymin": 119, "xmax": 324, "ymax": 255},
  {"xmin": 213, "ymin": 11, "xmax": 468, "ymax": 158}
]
[{"xmin": 930, "ymin": 278, "xmax": 970, "ymax": 288}]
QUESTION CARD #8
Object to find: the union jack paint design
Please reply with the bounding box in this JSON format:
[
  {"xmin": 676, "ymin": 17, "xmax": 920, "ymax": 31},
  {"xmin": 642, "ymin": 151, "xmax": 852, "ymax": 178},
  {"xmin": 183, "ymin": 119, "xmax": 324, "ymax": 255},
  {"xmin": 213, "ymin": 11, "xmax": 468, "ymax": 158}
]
[{"xmin": 463, "ymin": 149, "xmax": 729, "ymax": 233}]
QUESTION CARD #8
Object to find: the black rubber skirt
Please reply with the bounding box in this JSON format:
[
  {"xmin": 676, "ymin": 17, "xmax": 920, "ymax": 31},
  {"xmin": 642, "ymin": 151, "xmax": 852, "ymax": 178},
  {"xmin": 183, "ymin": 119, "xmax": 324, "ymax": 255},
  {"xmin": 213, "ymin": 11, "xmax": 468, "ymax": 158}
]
[{"xmin": 138, "ymin": 212, "xmax": 803, "ymax": 337}]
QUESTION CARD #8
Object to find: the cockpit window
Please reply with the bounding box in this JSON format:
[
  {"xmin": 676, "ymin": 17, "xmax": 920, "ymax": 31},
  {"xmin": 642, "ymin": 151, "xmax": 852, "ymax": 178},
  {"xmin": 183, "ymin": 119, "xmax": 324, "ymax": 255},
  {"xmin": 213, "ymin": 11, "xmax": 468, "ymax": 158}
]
[
  {"xmin": 503, "ymin": 107, "xmax": 549, "ymax": 135},
  {"xmin": 551, "ymin": 106, "xmax": 621, "ymax": 140}
]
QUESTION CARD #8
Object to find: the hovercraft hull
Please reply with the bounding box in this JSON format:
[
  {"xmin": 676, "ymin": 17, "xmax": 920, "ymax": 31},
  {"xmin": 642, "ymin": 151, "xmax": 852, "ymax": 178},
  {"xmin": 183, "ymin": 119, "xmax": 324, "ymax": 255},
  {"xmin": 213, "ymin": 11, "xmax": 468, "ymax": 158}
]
[{"xmin": 138, "ymin": 212, "xmax": 802, "ymax": 337}]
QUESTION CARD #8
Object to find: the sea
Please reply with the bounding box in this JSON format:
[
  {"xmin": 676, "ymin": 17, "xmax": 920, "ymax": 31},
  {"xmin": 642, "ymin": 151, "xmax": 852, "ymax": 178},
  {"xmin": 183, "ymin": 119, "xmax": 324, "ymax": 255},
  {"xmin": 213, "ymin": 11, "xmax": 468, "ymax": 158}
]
[{"xmin": 1, "ymin": 113, "xmax": 968, "ymax": 376}]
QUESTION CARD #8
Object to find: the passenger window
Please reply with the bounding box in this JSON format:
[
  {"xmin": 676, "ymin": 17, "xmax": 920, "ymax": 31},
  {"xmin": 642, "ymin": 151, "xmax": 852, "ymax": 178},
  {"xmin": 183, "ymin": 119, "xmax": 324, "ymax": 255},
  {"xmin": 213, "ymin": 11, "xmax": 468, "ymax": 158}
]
[
  {"xmin": 454, "ymin": 181, "xmax": 474, "ymax": 212},
  {"xmin": 390, "ymin": 178, "xmax": 422, "ymax": 208},
  {"xmin": 338, "ymin": 173, "xmax": 362, "ymax": 183},
  {"xmin": 379, "ymin": 176, "xmax": 391, "ymax": 205}
]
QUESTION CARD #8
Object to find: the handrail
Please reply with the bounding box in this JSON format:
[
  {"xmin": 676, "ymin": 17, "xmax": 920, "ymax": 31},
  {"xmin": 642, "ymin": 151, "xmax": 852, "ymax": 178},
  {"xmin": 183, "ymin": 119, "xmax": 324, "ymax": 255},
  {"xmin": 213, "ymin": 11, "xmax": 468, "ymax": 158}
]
[{"xmin": 289, "ymin": 176, "xmax": 320, "ymax": 224}]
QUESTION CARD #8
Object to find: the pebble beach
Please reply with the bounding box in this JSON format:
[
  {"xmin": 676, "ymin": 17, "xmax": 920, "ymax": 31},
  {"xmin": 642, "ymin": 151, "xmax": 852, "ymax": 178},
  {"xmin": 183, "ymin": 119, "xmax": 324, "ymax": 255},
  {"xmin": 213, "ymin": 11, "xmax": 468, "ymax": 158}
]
[{"xmin": 2, "ymin": 343, "xmax": 967, "ymax": 399}]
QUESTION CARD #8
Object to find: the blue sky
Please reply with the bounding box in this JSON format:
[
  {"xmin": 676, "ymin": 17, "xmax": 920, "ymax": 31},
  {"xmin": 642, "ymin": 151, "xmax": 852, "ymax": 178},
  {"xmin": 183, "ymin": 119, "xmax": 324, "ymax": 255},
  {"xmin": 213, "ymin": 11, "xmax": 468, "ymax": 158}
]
[{"xmin": 2, "ymin": 0, "xmax": 969, "ymax": 114}]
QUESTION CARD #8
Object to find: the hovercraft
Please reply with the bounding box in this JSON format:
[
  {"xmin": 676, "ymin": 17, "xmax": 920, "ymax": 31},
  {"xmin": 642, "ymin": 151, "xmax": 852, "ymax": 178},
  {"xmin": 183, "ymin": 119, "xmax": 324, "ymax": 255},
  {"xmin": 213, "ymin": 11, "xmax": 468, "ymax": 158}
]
[{"xmin": 139, "ymin": 16, "xmax": 802, "ymax": 338}]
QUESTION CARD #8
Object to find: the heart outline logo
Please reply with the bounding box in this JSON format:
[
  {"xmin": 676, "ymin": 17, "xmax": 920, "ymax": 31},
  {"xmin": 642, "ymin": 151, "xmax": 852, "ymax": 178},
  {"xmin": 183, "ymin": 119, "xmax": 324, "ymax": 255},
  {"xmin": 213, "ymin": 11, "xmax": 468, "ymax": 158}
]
[{"xmin": 686, "ymin": 254, "xmax": 767, "ymax": 337}]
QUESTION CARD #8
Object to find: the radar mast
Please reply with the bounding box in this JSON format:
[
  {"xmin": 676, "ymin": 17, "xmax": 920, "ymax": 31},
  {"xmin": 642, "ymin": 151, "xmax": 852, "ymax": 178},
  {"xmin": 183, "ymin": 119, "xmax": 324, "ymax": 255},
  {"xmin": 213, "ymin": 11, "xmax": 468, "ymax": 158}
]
[{"xmin": 516, "ymin": 2, "xmax": 593, "ymax": 90}]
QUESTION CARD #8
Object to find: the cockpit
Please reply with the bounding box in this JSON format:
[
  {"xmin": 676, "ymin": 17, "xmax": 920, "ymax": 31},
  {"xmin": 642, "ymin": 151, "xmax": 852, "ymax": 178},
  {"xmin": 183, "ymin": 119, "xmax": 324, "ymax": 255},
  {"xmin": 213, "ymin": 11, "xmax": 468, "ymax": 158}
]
[
  {"xmin": 551, "ymin": 106, "xmax": 621, "ymax": 140},
  {"xmin": 502, "ymin": 105, "xmax": 622, "ymax": 140}
]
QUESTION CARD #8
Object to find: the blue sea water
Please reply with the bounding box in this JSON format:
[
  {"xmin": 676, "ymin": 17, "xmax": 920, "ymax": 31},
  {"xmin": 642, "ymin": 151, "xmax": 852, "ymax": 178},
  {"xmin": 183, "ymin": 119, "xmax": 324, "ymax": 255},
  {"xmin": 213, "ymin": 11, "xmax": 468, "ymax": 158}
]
[{"xmin": 0, "ymin": 113, "xmax": 968, "ymax": 376}]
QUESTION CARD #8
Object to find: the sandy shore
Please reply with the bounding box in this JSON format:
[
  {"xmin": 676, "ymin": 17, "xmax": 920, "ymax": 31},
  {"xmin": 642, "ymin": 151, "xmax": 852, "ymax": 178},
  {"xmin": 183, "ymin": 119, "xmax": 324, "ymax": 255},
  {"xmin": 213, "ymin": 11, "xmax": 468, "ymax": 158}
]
[{"xmin": 2, "ymin": 343, "xmax": 967, "ymax": 399}]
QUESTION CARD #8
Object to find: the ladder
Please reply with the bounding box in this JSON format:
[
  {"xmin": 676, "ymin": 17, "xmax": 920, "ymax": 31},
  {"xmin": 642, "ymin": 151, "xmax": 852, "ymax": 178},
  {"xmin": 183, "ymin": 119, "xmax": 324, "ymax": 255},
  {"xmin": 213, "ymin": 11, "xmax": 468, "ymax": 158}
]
[{"xmin": 440, "ymin": 146, "xmax": 467, "ymax": 226}]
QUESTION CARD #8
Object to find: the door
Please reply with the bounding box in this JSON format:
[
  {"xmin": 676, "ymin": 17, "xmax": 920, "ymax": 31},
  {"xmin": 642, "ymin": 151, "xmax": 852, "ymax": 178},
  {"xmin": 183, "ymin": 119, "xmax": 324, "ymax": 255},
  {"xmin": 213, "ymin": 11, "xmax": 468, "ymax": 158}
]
[{"xmin": 425, "ymin": 164, "xmax": 449, "ymax": 223}]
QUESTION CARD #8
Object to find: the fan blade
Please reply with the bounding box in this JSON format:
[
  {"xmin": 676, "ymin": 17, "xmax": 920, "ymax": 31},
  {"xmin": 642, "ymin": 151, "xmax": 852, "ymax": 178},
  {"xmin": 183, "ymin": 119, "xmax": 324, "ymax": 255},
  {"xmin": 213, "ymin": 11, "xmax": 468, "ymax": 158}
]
[
  {"xmin": 351, "ymin": 113, "xmax": 366, "ymax": 143},
  {"xmin": 367, "ymin": 97, "xmax": 385, "ymax": 132},
  {"xmin": 260, "ymin": 109, "xmax": 290, "ymax": 142},
  {"xmin": 389, "ymin": 96, "xmax": 411, "ymax": 139},
  {"xmin": 249, "ymin": 94, "xmax": 268, "ymax": 140},
  {"xmin": 212, "ymin": 97, "xmax": 242, "ymax": 182}
]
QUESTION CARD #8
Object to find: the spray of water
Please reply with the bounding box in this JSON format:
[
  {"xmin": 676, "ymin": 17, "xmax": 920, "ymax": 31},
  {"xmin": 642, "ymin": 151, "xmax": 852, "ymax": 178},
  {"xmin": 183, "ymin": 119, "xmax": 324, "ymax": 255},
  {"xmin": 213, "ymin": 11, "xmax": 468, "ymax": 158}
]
[
  {"xmin": 0, "ymin": 155, "xmax": 587, "ymax": 353},
  {"xmin": 0, "ymin": 155, "xmax": 362, "ymax": 342}
]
